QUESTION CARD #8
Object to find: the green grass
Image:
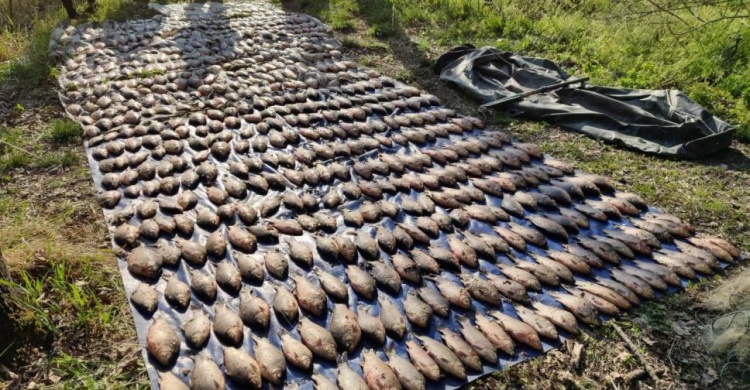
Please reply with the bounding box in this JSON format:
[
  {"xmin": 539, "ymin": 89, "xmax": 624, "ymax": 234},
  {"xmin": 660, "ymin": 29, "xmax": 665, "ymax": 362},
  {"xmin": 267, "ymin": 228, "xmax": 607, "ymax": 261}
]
[
  {"xmin": 0, "ymin": 125, "xmax": 80, "ymax": 173},
  {"xmin": 43, "ymin": 119, "xmax": 83, "ymax": 144},
  {"xmin": 300, "ymin": 0, "xmax": 750, "ymax": 141}
]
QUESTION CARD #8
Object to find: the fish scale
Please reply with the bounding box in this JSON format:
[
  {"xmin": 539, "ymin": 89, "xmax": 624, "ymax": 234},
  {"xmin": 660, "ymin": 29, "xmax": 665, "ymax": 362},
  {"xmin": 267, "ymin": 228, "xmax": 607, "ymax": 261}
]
[{"xmin": 52, "ymin": 2, "xmax": 743, "ymax": 389}]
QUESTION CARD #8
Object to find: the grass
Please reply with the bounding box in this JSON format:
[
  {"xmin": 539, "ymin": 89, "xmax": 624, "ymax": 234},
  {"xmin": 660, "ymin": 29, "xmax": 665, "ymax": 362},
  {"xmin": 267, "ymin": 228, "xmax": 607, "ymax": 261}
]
[{"xmin": 292, "ymin": 0, "xmax": 750, "ymax": 142}]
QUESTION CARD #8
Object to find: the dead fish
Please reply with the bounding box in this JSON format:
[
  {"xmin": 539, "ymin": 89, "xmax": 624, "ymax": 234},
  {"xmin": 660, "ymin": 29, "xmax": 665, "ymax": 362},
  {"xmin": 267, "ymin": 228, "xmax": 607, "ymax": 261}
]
[
  {"xmin": 164, "ymin": 274, "xmax": 191, "ymax": 310},
  {"xmin": 603, "ymin": 197, "xmax": 639, "ymax": 216},
  {"xmin": 337, "ymin": 358, "xmax": 369, "ymax": 390},
  {"xmin": 379, "ymin": 296, "xmax": 407, "ymax": 339},
  {"xmin": 461, "ymin": 231, "xmax": 496, "ymax": 259},
  {"xmin": 239, "ymin": 289, "xmax": 270, "ymax": 330},
  {"xmin": 586, "ymin": 200, "xmax": 622, "ymax": 219},
  {"xmin": 391, "ymin": 254, "xmax": 421, "ymax": 284},
  {"xmin": 530, "ymin": 255, "xmax": 575, "ymax": 283},
  {"xmin": 456, "ymin": 316, "xmax": 498, "ymax": 364},
  {"xmin": 228, "ymin": 225, "xmax": 257, "ymax": 253},
  {"xmin": 323, "ymin": 191, "xmax": 343, "ymax": 209},
  {"xmin": 292, "ymin": 274, "xmax": 327, "ymax": 317},
  {"xmin": 158, "ymin": 372, "xmax": 188, "ymax": 390},
  {"xmin": 214, "ymin": 303, "xmax": 244, "ymax": 346},
  {"xmin": 538, "ymin": 185, "xmax": 572, "ymax": 205},
  {"xmin": 331, "ymin": 304, "xmax": 362, "ymax": 353},
  {"xmin": 404, "ymin": 290, "xmax": 433, "ymax": 329},
  {"xmin": 397, "ymin": 223, "xmax": 432, "ymax": 245},
  {"xmin": 620, "ymin": 226, "xmax": 661, "ymax": 249},
  {"xmin": 631, "ymin": 260, "xmax": 682, "ymax": 287},
  {"xmin": 358, "ymin": 304, "xmax": 386, "ymax": 345},
  {"xmin": 620, "ymin": 265, "xmax": 668, "ymax": 291},
  {"xmin": 508, "ymin": 222, "xmax": 547, "ymax": 248},
  {"xmin": 497, "ymin": 263, "xmax": 542, "ymax": 292},
  {"xmin": 360, "ymin": 202, "xmax": 383, "ymax": 222},
  {"xmin": 449, "ymin": 209, "xmax": 471, "ymax": 228},
  {"xmin": 484, "ymin": 273, "xmax": 530, "ymax": 303},
  {"xmin": 342, "ymin": 209, "xmax": 364, "ymax": 227},
  {"xmin": 273, "ymin": 283, "xmax": 299, "ymax": 323},
  {"xmin": 447, "ymin": 236, "xmax": 478, "ymax": 268},
  {"xmin": 182, "ymin": 309, "xmax": 211, "ymax": 349},
  {"xmin": 299, "ymin": 317, "xmax": 337, "ymax": 361},
  {"xmin": 463, "ymin": 204, "xmax": 498, "ymax": 224},
  {"xmin": 361, "ymin": 349, "xmax": 402, "ymax": 390},
  {"xmin": 147, "ymin": 316, "xmax": 180, "ymax": 366},
  {"xmin": 191, "ymin": 353, "xmax": 225, "ymax": 390},
  {"xmin": 314, "ymin": 267, "xmax": 349, "ymax": 301},
  {"xmin": 546, "ymin": 250, "xmax": 591, "ymax": 275},
  {"xmin": 603, "ymin": 229, "xmax": 652, "ymax": 255},
  {"xmin": 267, "ymin": 219, "xmax": 304, "ymax": 236},
  {"xmin": 260, "ymin": 196, "xmax": 281, "ymax": 217},
  {"xmin": 356, "ymin": 231, "xmax": 381, "ymax": 260},
  {"xmin": 253, "ymin": 336, "xmax": 287, "ymax": 385},
  {"xmin": 127, "ymin": 246, "xmax": 163, "ymax": 280},
  {"xmin": 409, "ymin": 250, "xmax": 440, "ymax": 275},
  {"xmin": 460, "ymin": 274, "xmax": 501, "ymax": 306},
  {"xmin": 490, "ymin": 311, "xmax": 543, "ymax": 350},
  {"xmin": 686, "ymin": 237, "xmax": 735, "ymax": 262},
  {"xmin": 596, "ymin": 278, "xmax": 641, "ymax": 306},
  {"xmin": 474, "ymin": 313, "xmax": 515, "ymax": 355},
  {"xmin": 235, "ymin": 252, "xmax": 265, "ymax": 283},
  {"xmin": 513, "ymin": 305, "xmax": 559, "ymax": 340},
  {"xmin": 575, "ymin": 280, "xmax": 631, "ymax": 310},
  {"xmin": 659, "ymin": 249, "xmax": 713, "ymax": 274},
  {"xmin": 501, "ymin": 197, "xmax": 525, "ymax": 218},
  {"xmin": 512, "ymin": 260, "xmax": 560, "ymax": 287},
  {"xmin": 629, "ymin": 218, "xmax": 673, "ymax": 242},
  {"xmin": 609, "ymin": 269, "xmax": 656, "ymax": 299},
  {"xmin": 224, "ymin": 347, "xmax": 262, "ymax": 389},
  {"xmin": 673, "ymin": 240, "xmax": 719, "ymax": 269},
  {"xmin": 530, "ymin": 301, "xmax": 579, "ymax": 335},
  {"xmin": 431, "ymin": 276, "xmax": 471, "ymax": 310},
  {"xmin": 564, "ymin": 244, "xmax": 604, "ymax": 268},
  {"xmin": 264, "ymin": 251, "xmax": 288, "ymax": 279},
  {"xmin": 392, "ymin": 226, "xmax": 415, "ymax": 250},
  {"xmin": 367, "ymin": 260, "xmax": 402, "ymax": 294},
  {"xmin": 247, "ymin": 224, "xmax": 280, "ymax": 242},
  {"xmin": 577, "ymin": 237, "xmax": 620, "ymax": 264},
  {"xmin": 336, "ymin": 236, "xmax": 359, "ymax": 263},
  {"xmin": 315, "ymin": 212, "xmax": 339, "ymax": 232},
  {"xmin": 427, "ymin": 245, "xmax": 461, "ymax": 270},
  {"xmin": 548, "ymin": 291, "xmax": 601, "ymax": 325},
  {"xmin": 386, "ymin": 346, "xmax": 426, "ymax": 390},
  {"xmin": 279, "ymin": 329, "xmax": 313, "ymax": 371},
  {"xmin": 347, "ymin": 265, "xmax": 377, "ymax": 300},
  {"xmin": 416, "ymin": 336, "xmax": 467, "ymax": 380},
  {"xmin": 573, "ymin": 203, "xmax": 608, "ymax": 222},
  {"xmin": 565, "ymin": 287, "xmax": 620, "ymax": 316},
  {"xmin": 416, "ymin": 217, "xmax": 440, "ymax": 238},
  {"xmin": 313, "ymin": 374, "xmax": 338, "ymax": 390},
  {"xmin": 216, "ymin": 261, "xmax": 241, "ymax": 294},
  {"xmin": 526, "ymin": 215, "xmax": 569, "ymax": 242},
  {"xmin": 493, "ymin": 226, "xmax": 527, "ymax": 251},
  {"xmin": 285, "ymin": 237, "xmax": 314, "ymax": 268},
  {"xmin": 404, "ymin": 341, "xmax": 442, "ymax": 381},
  {"xmin": 130, "ymin": 283, "xmax": 158, "ymax": 315}
]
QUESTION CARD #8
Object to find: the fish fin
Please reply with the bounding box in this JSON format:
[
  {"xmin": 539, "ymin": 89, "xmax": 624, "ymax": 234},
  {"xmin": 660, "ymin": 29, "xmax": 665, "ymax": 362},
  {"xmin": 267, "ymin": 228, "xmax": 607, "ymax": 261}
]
[{"xmin": 336, "ymin": 351, "xmax": 348, "ymax": 365}]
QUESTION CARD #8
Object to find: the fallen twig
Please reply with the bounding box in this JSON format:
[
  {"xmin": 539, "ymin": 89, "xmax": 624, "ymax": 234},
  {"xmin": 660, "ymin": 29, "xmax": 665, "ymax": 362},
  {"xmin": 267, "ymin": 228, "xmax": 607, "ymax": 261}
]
[
  {"xmin": 612, "ymin": 323, "xmax": 659, "ymax": 383},
  {"xmin": 0, "ymin": 139, "xmax": 36, "ymax": 157}
]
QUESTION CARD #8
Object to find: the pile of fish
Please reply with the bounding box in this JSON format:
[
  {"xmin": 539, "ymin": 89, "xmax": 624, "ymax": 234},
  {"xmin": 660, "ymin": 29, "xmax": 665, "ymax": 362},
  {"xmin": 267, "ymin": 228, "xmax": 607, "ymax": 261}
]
[{"xmin": 51, "ymin": 2, "xmax": 743, "ymax": 389}]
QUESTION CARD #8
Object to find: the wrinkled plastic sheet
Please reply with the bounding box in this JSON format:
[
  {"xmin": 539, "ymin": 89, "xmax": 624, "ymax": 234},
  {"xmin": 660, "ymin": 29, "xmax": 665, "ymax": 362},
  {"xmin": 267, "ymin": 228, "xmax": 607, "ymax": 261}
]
[{"xmin": 51, "ymin": 2, "xmax": 745, "ymax": 389}]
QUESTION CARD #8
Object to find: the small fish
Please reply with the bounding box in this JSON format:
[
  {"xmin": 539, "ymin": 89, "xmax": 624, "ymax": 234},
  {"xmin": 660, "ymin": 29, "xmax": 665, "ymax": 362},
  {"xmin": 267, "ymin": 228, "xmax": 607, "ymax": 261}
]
[
  {"xmin": 418, "ymin": 285, "xmax": 451, "ymax": 317},
  {"xmin": 461, "ymin": 231, "xmax": 496, "ymax": 259},
  {"xmin": 513, "ymin": 305, "xmax": 559, "ymax": 340},
  {"xmin": 273, "ymin": 283, "xmax": 299, "ymax": 323},
  {"xmin": 405, "ymin": 341, "xmax": 442, "ymax": 381},
  {"xmin": 603, "ymin": 229, "xmax": 652, "ymax": 255},
  {"xmin": 239, "ymin": 289, "xmax": 270, "ymax": 330},
  {"xmin": 314, "ymin": 268, "xmax": 349, "ymax": 301},
  {"xmin": 376, "ymin": 227, "xmax": 397, "ymax": 254},
  {"xmin": 331, "ymin": 304, "xmax": 362, "ymax": 353},
  {"xmin": 485, "ymin": 273, "xmax": 530, "ymax": 303},
  {"xmin": 213, "ymin": 303, "xmax": 244, "ymax": 346},
  {"xmin": 620, "ymin": 226, "xmax": 661, "ymax": 249},
  {"xmin": 337, "ymin": 358, "xmax": 369, "ymax": 390},
  {"xmin": 379, "ymin": 296, "xmax": 407, "ymax": 339},
  {"xmin": 460, "ymin": 274, "xmax": 501, "ymax": 306},
  {"xmin": 497, "ymin": 264, "xmax": 542, "ymax": 292},
  {"xmin": 609, "ymin": 269, "xmax": 656, "ymax": 299},
  {"xmin": 621, "ymin": 265, "xmax": 669, "ymax": 291},
  {"xmin": 546, "ymin": 250, "xmax": 591, "ymax": 275},
  {"xmin": 264, "ymin": 251, "xmax": 288, "ymax": 279},
  {"xmin": 416, "ymin": 336, "xmax": 467, "ymax": 380},
  {"xmin": 490, "ymin": 311, "xmax": 543, "ymax": 351},
  {"xmin": 336, "ymin": 236, "xmax": 359, "ymax": 263},
  {"xmin": 409, "ymin": 250, "xmax": 440, "ymax": 274},
  {"xmin": 292, "ymin": 275, "xmax": 327, "ymax": 317},
  {"xmin": 431, "ymin": 276, "xmax": 471, "ymax": 310},
  {"xmin": 565, "ymin": 287, "xmax": 620, "ymax": 316},
  {"xmin": 596, "ymin": 278, "xmax": 642, "ymax": 306},
  {"xmin": 530, "ymin": 301, "xmax": 579, "ymax": 335},
  {"xmin": 531, "ymin": 255, "xmax": 574, "ymax": 283},
  {"xmin": 299, "ymin": 317, "xmax": 337, "ymax": 361},
  {"xmin": 448, "ymin": 236, "xmax": 478, "ymax": 268},
  {"xmin": 391, "ymin": 254, "xmax": 421, "ymax": 284},
  {"xmin": 456, "ymin": 316, "xmax": 498, "ymax": 364},
  {"xmin": 356, "ymin": 231, "xmax": 381, "ymax": 260},
  {"xmin": 393, "ymin": 226, "xmax": 415, "ymax": 250},
  {"xmin": 223, "ymin": 347, "xmax": 262, "ymax": 389},
  {"xmin": 574, "ymin": 281, "xmax": 631, "ymax": 310},
  {"xmin": 479, "ymin": 233, "xmax": 511, "ymax": 254},
  {"xmin": 564, "ymin": 244, "xmax": 604, "ymax": 268},
  {"xmin": 673, "ymin": 241, "xmax": 719, "ymax": 269},
  {"xmin": 404, "ymin": 290, "xmax": 433, "ymax": 329},
  {"xmin": 361, "ymin": 349, "xmax": 402, "ymax": 390},
  {"xmin": 595, "ymin": 236, "xmax": 634, "ymax": 259},
  {"xmin": 253, "ymin": 336, "xmax": 286, "ymax": 385},
  {"xmin": 577, "ymin": 237, "xmax": 620, "ymax": 264},
  {"xmin": 508, "ymin": 222, "xmax": 547, "ymax": 248},
  {"xmin": 367, "ymin": 260, "xmax": 402, "ymax": 294},
  {"xmin": 147, "ymin": 316, "xmax": 180, "ymax": 367},
  {"xmin": 357, "ymin": 304, "xmax": 386, "ymax": 345},
  {"xmin": 347, "ymin": 265, "xmax": 377, "ymax": 300},
  {"xmin": 313, "ymin": 374, "xmax": 338, "ymax": 390},
  {"xmin": 397, "ymin": 223, "xmax": 432, "ymax": 245},
  {"xmin": 285, "ymin": 237, "xmax": 314, "ymax": 268},
  {"xmin": 386, "ymin": 346, "xmax": 426, "ymax": 390},
  {"xmin": 236, "ymin": 253, "xmax": 265, "ymax": 283},
  {"xmin": 190, "ymin": 353, "xmax": 225, "ymax": 390},
  {"xmin": 548, "ymin": 291, "xmax": 601, "ymax": 325},
  {"xmin": 493, "ymin": 226, "xmax": 527, "ymax": 251},
  {"xmin": 182, "ymin": 308, "xmax": 211, "ymax": 349},
  {"xmin": 279, "ymin": 329, "xmax": 313, "ymax": 371},
  {"xmin": 428, "ymin": 245, "xmax": 461, "ymax": 269},
  {"xmin": 512, "ymin": 260, "xmax": 560, "ymax": 287},
  {"xmin": 474, "ymin": 313, "xmax": 515, "ymax": 355}
]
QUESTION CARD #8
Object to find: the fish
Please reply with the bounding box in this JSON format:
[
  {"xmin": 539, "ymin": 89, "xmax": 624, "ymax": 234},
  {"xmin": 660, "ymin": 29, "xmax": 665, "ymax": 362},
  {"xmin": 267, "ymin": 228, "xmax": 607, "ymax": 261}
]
[
  {"xmin": 574, "ymin": 281, "xmax": 631, "ymax": 310},
  {"xmin": 513, "ymin": 305, "xmax": 559, "ymax": 340},
  {"xmin": 609, "ymin": 269, "xmax": 655, "ymax": 299},
  {"xmin": 357, "ymin": 304, "xmax": 386, "ymax": 345},
  {"xmin": 620, "ymin": 265, "xmax": 668, "ymax": 291},
  {"xmin": 147, "ymin": 316, "xmax": 180, "ymax": 367},
  {"xmin": 512, "ymin": 260, "xmax": 560, "ymax": 287},
  {"xmin": 356, "ymin": 230, "xmax": 381, "ymax": 260},
  {"xmin": 391, "ymin": 254, "xmax": 421, "ymax": 284},
  {"xmin": 673, "ymin": 241, "xmax": 720, "ymax": 269},
  {"xmin": 565, "ymin": 287, "xmax": 620, "ymax": 316},
  {"xmin": 409, "ymin": 250, "xmax": 440, "ymax": 275},
  {"xmin": 252, "ymin": 336, "xmax": 287, "ymax": 385},
  {"xmin": 416, "ymin": 336, "xmax": 467, "ymax": 380},
  {"xmin": 313, "ymin": 374, "xmax": 338, "ymax": 390},
  {"xmin": 191, "ymin": 353, "xmax": 225, "ymax": 390},
  {"xmin": 431, "ymin": 276, "xmax": 472, "ymax": 310},
  {"xmin": 558, "ymin": 208, "xmax": 590, "ymax": 229},
  {"xmin": 393, "ymin": 226, "xmax": 415, "ymax": 250},
  {"xmin": 493, "ymin": 226, "xmax": 527, "ymax": 251},
  {"xmin": 489, "ymin": 311, "xmax": 543, "ymax": 350},
  {"xmin": 527, "ymin": 215, "xmax": 568, "ymax": 241},
  {"xmin": 299, "ymin": 317, "xmax": 337, "ymax": 361},
  {"xmin": 594, "ymin": 236, "xmax": 634, "ymax": 259},
  {"xmin": 264, "ymin": 251, "xmax": 288, "ymax": 279},
  {"xmin": 386, "ymin": 346, "xmax": 426, "ymax": 390},
  {"xmin": 273, "ymin": 283, "xmax": 299, "ymax": 323},
  {"xmin": 427, "ymin": 245, "xmax": 461, "ymax": 270},
  {"xmin": 603, "ymin": 229, "xmax": 652, "ymax": 255},
  {"xmin": 461, "ymin": 231, "xmax": 496, "ymax": 259},
  {"xmin": 479, "ymin": 233, "xmax": 511, "ymax": 254},
  {"xmin": 279, "ymin": 329, "xmax": 313, "ymax": 371},
  {"xmin": 497, "ymin": 264, "xmax": 543, "ymax": 292},
  {"xmin": 460, "ymin": 274, "xmax": 502, "ymax": 306},
  {"xmin": 545, "ymin": 250, "xmax": 591, "ymax": 275},
  {"xmin": 484, "ymin": 272, "xmax": 530, "ymax": 303},
  {"xmin": 213, "ymin": 303, "xmax": 244, "ymax": 346},
  {"xmin": 596, "ymin": 278, "xmax": 642, "ymax": 306},
  {"xmin": 564, "ymin": 244, "xmax": 604, "ymax": 268},
  {"xmin": 336, "ymin": 236, "xmax": 359, "ymax": 264},
  {"xmin": 313, "ymin": 267, "xmax": 349, "ymax": 301},
  {"xmin": 347, "ymin": 265, "xmax": 377, "ymax": 300},
  {"xmin": 236, "ymin": 253, "xmax": 265, "ymax": 283},
  {"xmin": 688, "ymin": 236, "xmax": 738, "ymax": 261},
  {"xmin": 548, "ymin": 291, "xmax": 601, "ymax": 325},
  {"xmin": 361, "ymin": 349, "xmax": 402, "ymax": 390},
  {"xmin": 291, "ymin": 274, "xmax": 327, "ymax": 317},
  {"xmin": 164, "ymin": 274, "xmax": 191, "ymax": 310},
  {"xmin": 404, "ymin": 290, "xmax": 433, "ymax": 328},
  {"xmin": 531, "ymin": 255, "xmax": 574, "ymax": 283},
  {"xmin": 239, "ymin": 289, "xmax": 270, "ymax": 330},
  {"xmin": 376, "ymin": 227, "xmax": 398, "ymax": 254},
  {"xmin": 577, "ymin": 237, "xmax": 620, "ymax": 264},
  {"xmin": 331, "ymin": 304, "xmax": 362, "ymax": 353},
  {"xmin": 379, "ymin": 295, "xmax": 407, "ymax": 339},
  {"xmin": 455, "ymin": 316, "xmax": 498, "ymax": 364},
  {"xmin": 474, "ymin": 312, "xmax": 515, "ymax": 355},
  {"xmin": 405, "ymin": 341, "xmax": 442, "ymax": 381},
  {"xmin": 447, "ymin": 236, "xmax": 478, "ymax": 268},
  {"xmin": 530, "ymin": 301, "xmax": 580, "ymax": 334},
  {"xmin": 223, "ymin": 347, "xmax": 262, "ymax": 389},
  {"xmin": 182, "ymin": 308, "xmax": 211, "ymax": 349},
  {"xmin": 337, "ymin": 357, "xmax": 369, "ymax": 390},
  {"xmin": 397, "ymin": 223, "xmax": 432, "ymax": 245},
  {"xmin": 285, "ymin": 237, "xmax": 314, "ymax": 268},
  {"xmin": 658, "ymin": 249, "xmax": 713, "ymax": 274},
  {"xmin": 508, "ymin": 222, "xmax": 548, "ymax": 248},
  {"xmin": 216, "ymin": 261, "xmax": 242, "ymax": 294}
]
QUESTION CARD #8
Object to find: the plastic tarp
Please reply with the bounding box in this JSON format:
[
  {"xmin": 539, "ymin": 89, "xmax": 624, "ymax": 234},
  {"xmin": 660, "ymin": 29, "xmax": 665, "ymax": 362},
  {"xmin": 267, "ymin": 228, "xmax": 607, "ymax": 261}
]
[{"xmin": 434, "ymin": 44, "xmax": 734, "ymax": 159}]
